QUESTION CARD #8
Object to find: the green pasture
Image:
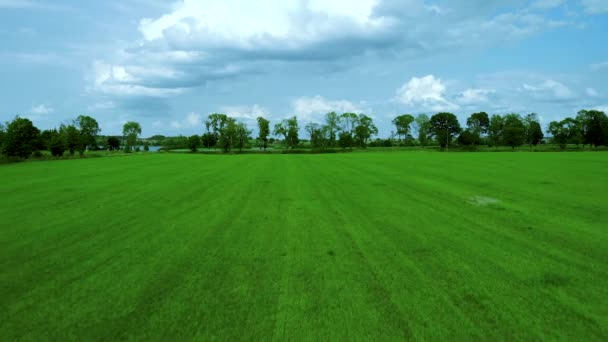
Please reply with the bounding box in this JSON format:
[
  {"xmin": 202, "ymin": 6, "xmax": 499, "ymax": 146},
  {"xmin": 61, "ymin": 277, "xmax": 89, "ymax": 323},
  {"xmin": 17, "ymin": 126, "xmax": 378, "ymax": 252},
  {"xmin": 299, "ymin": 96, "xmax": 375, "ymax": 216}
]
[{"xmin": 1, "ymin": 152, "xmax": 607, "ymax": 340}]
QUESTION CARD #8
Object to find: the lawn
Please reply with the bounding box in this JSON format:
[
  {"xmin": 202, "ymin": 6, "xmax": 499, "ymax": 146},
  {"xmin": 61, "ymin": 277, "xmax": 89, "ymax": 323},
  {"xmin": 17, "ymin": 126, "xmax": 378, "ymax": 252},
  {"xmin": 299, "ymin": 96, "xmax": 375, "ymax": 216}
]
[{"xmin": 1, "ymin": 152, "xmax": 607, "ymax": 340}]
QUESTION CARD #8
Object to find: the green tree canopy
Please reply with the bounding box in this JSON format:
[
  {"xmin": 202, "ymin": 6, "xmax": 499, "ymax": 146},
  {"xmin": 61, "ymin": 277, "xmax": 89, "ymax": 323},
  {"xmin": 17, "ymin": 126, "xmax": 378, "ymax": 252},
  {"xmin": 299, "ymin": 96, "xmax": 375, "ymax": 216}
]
[
  {"xmin": 429, "ymin": 112, "xmax": 461, "ymax": 150},
  {"xmin": 392, "ymin": 114, "xmax": 415, "ymax": 142},
  {"xmin": 123, "ymin": 121, "xmax": 142, "ymax": 152},
  {"xmin": 1, "ymin": 117, "xmax": 40, "ymax": 158}
]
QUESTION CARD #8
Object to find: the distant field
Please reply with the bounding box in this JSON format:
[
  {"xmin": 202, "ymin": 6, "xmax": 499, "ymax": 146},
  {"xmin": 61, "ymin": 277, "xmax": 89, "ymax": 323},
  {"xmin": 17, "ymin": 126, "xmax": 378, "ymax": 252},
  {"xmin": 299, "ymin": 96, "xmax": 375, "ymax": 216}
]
[{"xmin": 1, "ymin": 152, "xmax": 607, "ymax": 340}]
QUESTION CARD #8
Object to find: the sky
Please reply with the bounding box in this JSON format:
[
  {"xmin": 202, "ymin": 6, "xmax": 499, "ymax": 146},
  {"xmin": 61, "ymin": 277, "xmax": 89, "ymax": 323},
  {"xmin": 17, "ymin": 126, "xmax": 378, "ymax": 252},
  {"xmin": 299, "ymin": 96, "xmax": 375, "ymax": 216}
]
[{"xmin": 0, "ymin": 0, "xmax": 607, "ymax": 137}]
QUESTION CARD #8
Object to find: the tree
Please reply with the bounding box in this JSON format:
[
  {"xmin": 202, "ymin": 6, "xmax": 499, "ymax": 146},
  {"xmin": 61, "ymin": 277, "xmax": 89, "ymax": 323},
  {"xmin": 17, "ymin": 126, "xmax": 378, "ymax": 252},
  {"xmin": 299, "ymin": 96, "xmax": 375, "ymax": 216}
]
[
  {"xmin": 107, "ymin": 136, "xmax": 121, "ymax": 151},
  {"xmin": 1, "ymin": 117, "xmax": 40, "ymax": 158},
  {"xmin": 39, "ymin": 129, "xmax": 54, "ymax": 151},
  {"xmin": 529, "ymin": 121, "xmax": 544, "ymax": 147},
  {"xmin": 502, "ymin": 114, "xmax": 526, "ymax": 150},
  {"xmin": 457, "ymin": 130, "xmax": 480, "ymax": 147},
  {"xmin": 325, "ymin": 112, "xmax": 340, "ymax": 147},
  {"xmin": 354, "ymin": 114, "xmax": 378, "ymax": 147},
  {"xmin": 413, "ymin": 114, "xmax": 430, "ymax": 147},
  {"xmin": 466, "ymin": 112, "xmax": 489, "ymax": 147},
  {"xmin": 488, "ymin": 114, "xmax": 504, "ymax": 148},
  {"xmin": 286, "ymin": 116, "xmax": 299, "ymax": 149},
  {"xmin": 235, "ymin": 122, "xmax": 251, "ymax": 152},
  {"xmin": 49, "ymin": 129, "xmax": 65, "ymax": 157},
  {"xmin": 339, "ymin": 113, "xmax": 359, "ymax": 134},
  {"xmin": 123, "ymin": 121, "xmax": 142, "ymax": 152},
  {"xmin": 143, "ymin": 143, "xmax": 150, "ymax": 152},
  {"xmin": 548, "ymin": 120, "xmax": 569, "ymax": 149},
  {"xmin": 576, "ymin": 110, "xmax": 607, "ymax": 147},
  {"xmin": 201, "ymin": 132, "xmax": 216, "ymax": 151},
  {"xmin": 218, "ymin": 117, "xmax": 237, "ymax": 152},
  {"xmin": 273, "ymin": 122, "xmax": 287, "ymax": 144},
  {"xmin": 338, "ymin": 131, "xmax": 354, "ymax": 149},
  {"xmin": 392, "ymin": 114, "xmax": 415, "ymax": 143},
  {"xmin": 523, "ymin": 113, "xmax": 543, "ymax": 148},
  {"xmin": 429, "ymin": 112, "xmax": 461, "ymax": 151},
  {"xmin": 306, "ymin": 122, "xmax": 325, "ymax": 148},
  {"xmin": 75, "ymin": 115, "xmax": 100, "ymax": 150},
  {"xmin": 188, "ymin": 135, "xmax": 200, "ymax": 152},
  {"xmin": 467, "ymin": 112, "xmax": 490, "ymax": 135},
  {"xmin": 256, "ymin": 117, "xmax": 270, "ymax": 150},
  {"xmin": 60, "ymin": 124, "xmax": 80, "ymax": 156},
  {"xmin": 0, "ymin": 123, "xmax": 5, "ymax": 150}
]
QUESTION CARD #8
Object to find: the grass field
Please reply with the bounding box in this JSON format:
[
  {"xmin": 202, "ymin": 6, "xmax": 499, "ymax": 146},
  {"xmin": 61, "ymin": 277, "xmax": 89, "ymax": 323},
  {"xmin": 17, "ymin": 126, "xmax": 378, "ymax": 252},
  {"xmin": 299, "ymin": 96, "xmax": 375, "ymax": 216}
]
[{"xmin": 1, "ymin": 152, "xmax": 607, "ymax": 340}]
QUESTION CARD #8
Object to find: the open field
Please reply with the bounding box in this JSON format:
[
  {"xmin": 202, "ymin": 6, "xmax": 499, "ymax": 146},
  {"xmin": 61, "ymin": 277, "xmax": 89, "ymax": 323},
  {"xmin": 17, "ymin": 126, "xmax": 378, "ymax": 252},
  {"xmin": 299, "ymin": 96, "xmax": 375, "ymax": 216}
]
[{"xmin": 1, "ymin": 152, "xmax": 607, "ymax": 340}]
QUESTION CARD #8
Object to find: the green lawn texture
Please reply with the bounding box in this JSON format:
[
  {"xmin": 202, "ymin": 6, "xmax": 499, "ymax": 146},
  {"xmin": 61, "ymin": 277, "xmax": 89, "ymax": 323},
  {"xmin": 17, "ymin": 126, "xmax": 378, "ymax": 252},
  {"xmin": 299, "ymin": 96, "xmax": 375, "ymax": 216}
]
[{"xmin": 1, "ymin": 152, "xmax": 607, "ymax": 340}]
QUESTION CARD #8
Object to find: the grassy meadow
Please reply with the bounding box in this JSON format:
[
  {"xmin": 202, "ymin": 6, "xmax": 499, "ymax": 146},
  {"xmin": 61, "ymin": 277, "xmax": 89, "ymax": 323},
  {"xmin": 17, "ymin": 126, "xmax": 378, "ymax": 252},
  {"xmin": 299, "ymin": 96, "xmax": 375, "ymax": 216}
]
[{"xmin": 1, "ymin": 152, "xmax": 607, "ymax": 340}]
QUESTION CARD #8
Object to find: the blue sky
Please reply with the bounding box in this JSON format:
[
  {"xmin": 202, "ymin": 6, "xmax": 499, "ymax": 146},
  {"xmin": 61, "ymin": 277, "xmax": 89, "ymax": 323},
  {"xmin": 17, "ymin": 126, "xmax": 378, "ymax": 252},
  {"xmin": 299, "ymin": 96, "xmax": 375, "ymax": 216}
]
[{"xmin": 0, "ymin": 0, "xmax": 607, "ymax": 137}]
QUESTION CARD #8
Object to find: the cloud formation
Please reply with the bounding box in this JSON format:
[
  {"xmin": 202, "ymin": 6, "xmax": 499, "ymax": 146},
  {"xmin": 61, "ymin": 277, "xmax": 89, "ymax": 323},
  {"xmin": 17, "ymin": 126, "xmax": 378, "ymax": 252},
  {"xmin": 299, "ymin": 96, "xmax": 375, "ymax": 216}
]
[
  {"xmin": 90, "ymin": 0, "xmax": 570, "ymax": 99},
  {"xmin": 30, "ymin": 104, "xmax": 54, "ymax": 114},
  {"xmin": 292, "ymin": 96, "xmax": 367, "ymax": 122}
]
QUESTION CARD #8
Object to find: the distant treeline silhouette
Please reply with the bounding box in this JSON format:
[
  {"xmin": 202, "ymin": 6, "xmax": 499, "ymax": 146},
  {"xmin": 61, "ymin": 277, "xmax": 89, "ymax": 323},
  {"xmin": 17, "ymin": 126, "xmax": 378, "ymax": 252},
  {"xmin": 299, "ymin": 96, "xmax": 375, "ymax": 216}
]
[{"xmin": 1, "ymin": 109, "xmax": 607, "ymax": 160}]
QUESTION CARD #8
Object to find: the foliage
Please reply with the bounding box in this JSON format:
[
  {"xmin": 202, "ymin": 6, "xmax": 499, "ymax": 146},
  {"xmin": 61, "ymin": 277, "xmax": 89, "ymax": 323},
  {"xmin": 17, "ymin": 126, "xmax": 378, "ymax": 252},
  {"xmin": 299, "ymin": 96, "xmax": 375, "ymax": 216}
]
[
  {"xmin": 338, "ymin": 131, "xmax": 354, "ymax": 149},
  {"xmin": 429, "ymin": 112, "xmax": 461, "ymax": 150},
  {"xmin": 107, "ymin": 136, "xmax": 121, "ymax": 151},
  {"xmin": 325, "ymin": 112, "xmax": 340, "ymax": 147},
  {"xmin": 392, "ymin": 114, "xmax": 415, "ymax": 142},
  {"xmin": 75, "ymin": 115, "xmax": 101, "ymax": 150},
  {"xmin": 413, "ymin": 114, "xmax": 430, "ymax": 147},
  {"xmin": 353, "ymin": 114, "xmax": 378, "ymax": 147},
  {"xmin": 49, "ymin": 129, "xmax": 66, "ymax": 157},
  {"xmin": 1, "ymin": 117, "xmax": 40, "ymax": 158},
  {"xmin": 122, "ymin": 121, "xmax": 142, "ymax": 152},
  {"xmin": 488, "ymin": 114, "xmax": 505, "ymax": 147},
  {"xmin": 576, "ymin": 110, "xmax": 608, "ymax": 147},
  {"xmin": 503, "ymin": 114, "xmax": 526, "ymax": 149},
  {"xmin": 256, "ymin": 117, "xmax": 270, "ymax": 150},
  {"xmin": 188, "ymin": 135, "xmax": 200, "ymax": 152}
]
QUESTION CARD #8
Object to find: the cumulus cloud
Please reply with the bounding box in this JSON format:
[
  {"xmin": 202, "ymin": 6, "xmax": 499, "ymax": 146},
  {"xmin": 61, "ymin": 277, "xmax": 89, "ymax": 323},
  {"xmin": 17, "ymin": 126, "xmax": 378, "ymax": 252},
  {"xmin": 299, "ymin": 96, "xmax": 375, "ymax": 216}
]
[
  {"xmin": 170, "ymin": 112, "xmax": 202, "ymax": 129},
  {"xmin": 457, "ymin": 88, "xmax": 495, "ymax": 105},
  {"xmin": 521, "ymin": 79, "xmax": 573, "ymax": 99},
  {"xmin": 292, "ymin": 96, "xmax": 367, "ymax": 121},
  {"xmin": 395, "ymin": 75, "xmax": 459, "ymax": 112},
  {"xmin": 89, "ymin": 0, "xmax": 569, "ymax": 99},
  {"xmin": 221, "ymin": 104, "xmax": 270, "ymax": 121},
  {"xmin": 30, "ymin": 104, "xmax": 53, "ymax": 114}
]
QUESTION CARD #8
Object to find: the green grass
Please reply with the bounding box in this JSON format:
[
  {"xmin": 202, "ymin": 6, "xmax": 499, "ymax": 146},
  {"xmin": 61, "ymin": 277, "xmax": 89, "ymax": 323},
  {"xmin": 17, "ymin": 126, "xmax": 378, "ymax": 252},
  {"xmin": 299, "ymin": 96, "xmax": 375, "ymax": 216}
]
[{"xmin": 1, "ymin": 152, "xmax": 607, "ymax": 340}]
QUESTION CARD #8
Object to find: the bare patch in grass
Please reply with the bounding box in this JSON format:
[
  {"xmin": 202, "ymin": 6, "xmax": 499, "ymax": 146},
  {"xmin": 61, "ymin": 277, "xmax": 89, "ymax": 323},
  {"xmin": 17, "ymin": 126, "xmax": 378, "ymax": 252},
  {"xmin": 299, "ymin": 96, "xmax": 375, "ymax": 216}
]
[{"xmin": 469, "ymin": 196, "xmax": 500, "ymax": 206}]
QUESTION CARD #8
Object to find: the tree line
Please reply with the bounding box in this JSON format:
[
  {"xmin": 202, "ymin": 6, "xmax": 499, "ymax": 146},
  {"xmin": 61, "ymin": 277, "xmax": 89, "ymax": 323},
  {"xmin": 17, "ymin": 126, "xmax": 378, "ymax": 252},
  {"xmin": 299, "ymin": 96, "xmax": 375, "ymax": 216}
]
[
  {"xmin": 1, "ymin": 108, "xmax": 607, "ymax": 159},
  {"xmin": 0, "ymin": 116, "xmax": 144, "ymax": 159}
]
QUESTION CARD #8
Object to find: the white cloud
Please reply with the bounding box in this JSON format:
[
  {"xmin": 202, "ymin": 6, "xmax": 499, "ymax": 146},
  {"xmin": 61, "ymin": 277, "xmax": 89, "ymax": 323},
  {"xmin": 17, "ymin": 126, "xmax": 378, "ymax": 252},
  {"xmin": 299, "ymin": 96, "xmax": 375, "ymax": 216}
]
[
  {"xmin": 395, "ymin": 75, "xmax": 459, "ymax": 112},
  {"xmin": 30, "ymin": 104, "xmax": 53, "ymax": 114},
  {"xmin": 457, "ymin": 88, "xmax": 495, "ymax": 105},
  {"xmin": 582, "ymin": 0, "xmax": 608, "ymax": 14},
  {"xmin": 86, "ymin": 0, "xmax": 571, "ymax": 101},
  {"xmin": 292, "ymin": 96, "xmax": 367, "ymax": 121},
  {"xmin": 170, "ymin": 112, "xmax": 202, "ymax": 129},
  {"xmin": 586, "ymin": 88, "xmax": 599, "ymax": 97},
  {"xmin": 138, "ymin": 0, "xmax": 385, "ymax": 45},
  {"xmin": 221, "ymin": 104, "xmax": 270, "ymax": 121},
  {"xmin": 522, "ymin": 79, "xmax": 573, "ymax": 99}
]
